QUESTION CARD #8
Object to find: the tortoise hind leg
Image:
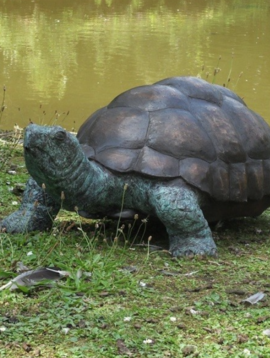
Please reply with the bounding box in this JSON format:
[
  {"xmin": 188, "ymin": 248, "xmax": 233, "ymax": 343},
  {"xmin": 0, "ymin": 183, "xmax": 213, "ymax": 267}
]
[{"xmin": 150, "ymin": 181, "xmax": 217, "ymax": 256}]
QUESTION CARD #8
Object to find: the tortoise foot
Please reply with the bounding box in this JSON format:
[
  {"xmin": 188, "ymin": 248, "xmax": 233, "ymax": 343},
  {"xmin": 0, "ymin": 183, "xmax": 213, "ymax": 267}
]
[{"xmin": 169, "ymin": 235, "xmax": 217, "ymax": 257}]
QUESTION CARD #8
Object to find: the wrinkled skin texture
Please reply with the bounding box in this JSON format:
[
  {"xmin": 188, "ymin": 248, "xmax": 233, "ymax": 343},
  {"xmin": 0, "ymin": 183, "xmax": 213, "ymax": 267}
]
[{"xmin": 1, "ymin": 125, "xmax": 216, "ymax": 256}]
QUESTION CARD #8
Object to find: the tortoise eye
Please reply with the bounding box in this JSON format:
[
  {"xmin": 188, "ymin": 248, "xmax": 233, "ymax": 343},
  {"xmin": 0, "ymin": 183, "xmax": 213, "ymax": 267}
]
[{"xmin": 54, "ymin": 131, "xmax": 66, "ymax": 141}]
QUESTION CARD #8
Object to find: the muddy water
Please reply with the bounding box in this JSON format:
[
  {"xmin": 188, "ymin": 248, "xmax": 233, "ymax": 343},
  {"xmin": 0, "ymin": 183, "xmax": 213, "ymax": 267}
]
[{"xmin": 0, "ymin": 0, "xmax": 269, "ymax": 130}]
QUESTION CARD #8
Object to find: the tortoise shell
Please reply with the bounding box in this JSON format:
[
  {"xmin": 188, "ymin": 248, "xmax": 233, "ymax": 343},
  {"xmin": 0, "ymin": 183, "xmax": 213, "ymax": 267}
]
[{"xmin": 77, "ymin": 76, "xmax": 270, "ymax": 202}]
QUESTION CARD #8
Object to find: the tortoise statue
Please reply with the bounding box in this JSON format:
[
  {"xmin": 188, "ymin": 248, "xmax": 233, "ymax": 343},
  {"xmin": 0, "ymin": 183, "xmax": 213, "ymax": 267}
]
[{"xmin": 2, "ymin": 76, "xmax": 270, "ymax": 256}]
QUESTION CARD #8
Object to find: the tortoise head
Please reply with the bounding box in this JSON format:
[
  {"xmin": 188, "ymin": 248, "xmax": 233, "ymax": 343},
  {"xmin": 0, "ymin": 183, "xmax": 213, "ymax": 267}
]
[{"xmin": 24, "ymin": 124, "xmax": 84, "ymax": 188}]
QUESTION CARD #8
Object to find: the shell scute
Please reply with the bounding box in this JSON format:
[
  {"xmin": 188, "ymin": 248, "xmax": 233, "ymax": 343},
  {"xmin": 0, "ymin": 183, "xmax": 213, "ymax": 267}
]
[
  {"xmin": 229, "ymin": 163, "xmax": 247, "ymax": 202},
  {"xmin": 108, "ymin": 84, "xmax": 189, "ymax": 112},
  {"xmin": 190, "ymin": 99, "xmax": 246, "ymax": 163},
  {"xmin": 155, "ymin": 76, "xmax": 223, "ymax": 106},
  {"xmin": 134, "ymin": 146, "xmax": 179, "ymax": 177},
  {"xmin": 179, "ymin": 158, "xmax": 211, "ymax": 194},
  {"xmin": 222, "ymin": 97, "xmax": 270, "ymax": 160},
  {"xmin": 263, "ymin": 160, "xmax": 270, "ymax": 195},
  {"xmin": 246, "ymin": 159, "xmax": 264, "ymax": 200},
  {"xmin": 96, "ymin": 148, "xmax": 140, "ymax": 172},
  {"xmin": 147, "ymin": 108, "xmax": 216, "ymax": 162},
  {"xmin": 82, "ymin": 107, "xmax": 149, "ymax": 153},
  {"xmin": 209, "ymin": 160, "xmax": 229, "ymax": 201}
]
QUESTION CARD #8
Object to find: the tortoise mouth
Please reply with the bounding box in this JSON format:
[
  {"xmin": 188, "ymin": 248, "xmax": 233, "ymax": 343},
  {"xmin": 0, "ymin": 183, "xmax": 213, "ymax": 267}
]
[{"xmin": 24, "ymin": 145, "xmax": 44, "ymax": 158}]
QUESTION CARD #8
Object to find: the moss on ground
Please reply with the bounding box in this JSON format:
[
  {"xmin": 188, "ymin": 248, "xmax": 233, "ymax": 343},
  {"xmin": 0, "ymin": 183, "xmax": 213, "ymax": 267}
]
[{"xmin": 1, "ymin": 136, "xmax": 270, "ymax": 357}]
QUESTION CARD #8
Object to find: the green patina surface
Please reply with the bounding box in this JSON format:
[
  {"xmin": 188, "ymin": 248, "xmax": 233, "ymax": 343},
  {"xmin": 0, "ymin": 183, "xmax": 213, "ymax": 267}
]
[{"xmin": 1, "ymin": 125, "xmax": 216, "ymax": 256}]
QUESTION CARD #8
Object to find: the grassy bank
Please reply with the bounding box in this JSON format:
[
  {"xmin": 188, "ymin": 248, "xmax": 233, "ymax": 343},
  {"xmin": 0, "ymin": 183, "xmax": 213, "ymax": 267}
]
[{"xmin": 0, "ymin": 136, "xmax": 270, "ymax": 357}]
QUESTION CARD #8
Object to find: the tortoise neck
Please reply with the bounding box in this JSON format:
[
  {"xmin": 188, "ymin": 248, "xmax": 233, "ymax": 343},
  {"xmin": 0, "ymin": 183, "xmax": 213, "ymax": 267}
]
[{"xmin": 59, "ymin": 153, "xmax": 119, "ymax": 211}]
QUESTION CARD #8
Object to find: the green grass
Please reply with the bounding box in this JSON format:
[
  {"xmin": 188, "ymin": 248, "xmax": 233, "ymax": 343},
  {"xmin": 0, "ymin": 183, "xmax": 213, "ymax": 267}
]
[{"xmin": 1, "ymin": 135, "xmax": 270, "ymax": 357}]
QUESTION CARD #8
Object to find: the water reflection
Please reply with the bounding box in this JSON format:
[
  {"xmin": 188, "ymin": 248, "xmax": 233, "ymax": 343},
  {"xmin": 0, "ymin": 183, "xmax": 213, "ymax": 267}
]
[{"xmin": 0, "ymin": 0, "xmax": 269, "ymax": 130}]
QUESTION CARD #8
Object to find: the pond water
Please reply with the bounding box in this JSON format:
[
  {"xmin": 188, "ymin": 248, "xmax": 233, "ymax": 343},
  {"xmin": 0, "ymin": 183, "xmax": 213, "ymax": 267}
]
[{"xmin": 0, "ymin": 0, "xmax": 269, "ymax": 130}]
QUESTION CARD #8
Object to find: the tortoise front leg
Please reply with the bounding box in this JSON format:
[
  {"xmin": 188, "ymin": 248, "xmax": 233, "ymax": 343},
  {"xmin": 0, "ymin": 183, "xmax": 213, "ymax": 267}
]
[
  {"xmin": 1, "ymin": 177, "xmax": 60, "ymax": 233},
  {"xmin": 150, "ymin": 181, "xmax": 217, "ymax": 256}
]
